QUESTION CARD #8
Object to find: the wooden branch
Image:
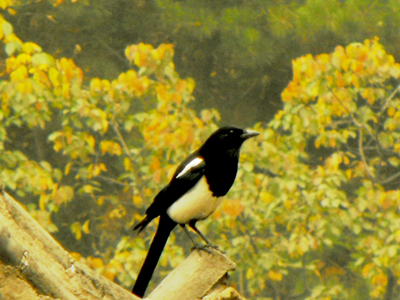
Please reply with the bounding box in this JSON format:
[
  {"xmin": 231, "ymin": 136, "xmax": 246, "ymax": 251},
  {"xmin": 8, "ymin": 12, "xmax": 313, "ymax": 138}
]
[
  {"xmin": 147, "ymin": 248, "xmax": 236, "ymax": 300},
  {"xmin": 0, "ymin": 185, "xmax": 244, "ymax": 300},
  {"xmin": 0, "ymin": 187, "xmax": 139, "ymax": 300}
]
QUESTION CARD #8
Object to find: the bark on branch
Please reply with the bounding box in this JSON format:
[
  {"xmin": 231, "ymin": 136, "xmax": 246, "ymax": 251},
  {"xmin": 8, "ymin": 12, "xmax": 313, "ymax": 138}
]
[
  {"xmin": 0, "ymin": 188, "xmax": 139, "ymax": 300},
  {"xmin": 0, "ymin": 187, "xmax": 244, "ymax": 300}
]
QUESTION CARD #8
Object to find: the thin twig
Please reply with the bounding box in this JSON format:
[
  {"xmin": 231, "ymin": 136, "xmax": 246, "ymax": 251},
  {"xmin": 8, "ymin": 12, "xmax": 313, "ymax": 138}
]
[
  {"xmin": 327, "ymin": 86, "xmax": 359, "ymax": 124},
  {"xmin": 94, "ymin": 36, "xmax": 131, "ymax": 68},
  {"xmin": 96, "ymin": 175, "xmax": 127, "ymax": 187},
  {"xmin": 358, "ymin": 128, "xmax": 375, "ymax": 180},
  {"xmin": 378, "ymin": 84, "xmax": 400, "ymax": 115},
  {"xmin": 111, "ymin": 121, "xmax": 143, "ymax": 188},
  {"xmin": 327, "ymin": 87, "xmax": 379, "ymax": 180},
  {"xmin": 328, "ymin": 87, "xmax": 376, "ymax": 138},
  {"xmin": 378, "ymin": 171, "xmax": 400, "ymax": 185},
  {"xmin": 112, "ymin": 123, "xmax": 133, "ymax": 160},
  {"xmin": 239, "ymin": 212, "xmax": 259, "ymax": 254}
]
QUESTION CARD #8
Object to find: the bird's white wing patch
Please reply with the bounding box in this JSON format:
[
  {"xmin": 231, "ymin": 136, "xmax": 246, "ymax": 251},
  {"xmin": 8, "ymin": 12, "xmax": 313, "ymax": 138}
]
[{"xmin": 175, "ymin": 157, "xmax": 204, "ymax": 179}]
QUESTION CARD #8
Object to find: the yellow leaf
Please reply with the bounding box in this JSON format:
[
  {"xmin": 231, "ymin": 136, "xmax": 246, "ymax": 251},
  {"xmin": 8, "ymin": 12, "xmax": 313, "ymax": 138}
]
[
  {"xmin": 65, "ymin": 162, "xmax": 72, "ymax": 175},
  {"xmin": 16, "ymin": 53, "xmax": 31, "ymax": 64},
  {"xmin": 16, "ymin": 80, "xmax": 32, "ymax": 94},
  {"xmin": 71, "ymin": 222, "xmax": 82, "ymax": 240},
  {"xmin": 7, "ymin": 8, "xmax": 17, "ymax": 15},
  {"xmin": 371, "ymin": 272, "xmax": 387, "ymax": 286},
  {"xmin": 362, "ymin": 263, "xmax": 374, "ymax": 278},
  {"xmin": 150, "ymin": 156, "xmax": 161, "ymax": 171},
  {"xmin": 90, "ymin": 257, "xmax": 104, "ymax": 269},
  {"xmin": 10, "ymin": 65, "xmax": 28, "ymax": 81},
  {"xmin": 329, "ymin": 137, "xmax": 336, "ymax": 148},
  {"xmin": 388, "ymin": 107, "xmax": 396, "ymax": 117},
  {"xmin": 39, "ymin": 177, "xmax": 50, "ymax": 190},
  {"xmin": 222, "ymin": 200, "xmax": 243, "ymax": 217},
  {"xmin": 49, "ymin": 67, "xmax": 60, "ymax": 87},
  {"xmin": 326, "ymin": 153, "xmax": 342, "ymax": 171},
  {"xmin": 83, "ymin": 185, "xmax": 94, "ymax": 194},
  {"xmin": 69, "ymin": 252, "xmax": 82, "ymax": 261},
  {"xmin": 315, "ymin": 135, "xmax": 325, "ymax": 148},
  {"xmin": 100, "ymin": 140, "xmax": 122, "ymax": 155},
  {"xmin": 62, "ymin": 82, "xmax": 70, "ymax": 98},
  {"xmin": 104, "ymin": 269, "xmax": 116, "ymax": 281},
  {"xmin": 102, "ymin": 79, "xmax": 110, "ymax": 91},
  {"xmin": 246, "ymin": 268, "xmax": 254, "ymax": 280},
  {"xmin": 92, "ymin": 165, "xmax": 101, "ymax": 176},
  {"xmin": 55, "ymin": 186, "xmax": 74, "ymax": 205},
  {"xmin": 284, "ymin": 200, "xmax": 292, "ymax": 210},
  {"xmin": 260, "ymin": 191, "xmax": 274, "ymax": 204},
  {"xmin": 97, "ymin": 196, "xmax": 105, "ymax": 206},
  {"xmin": 53, "ymin": 140, "xmax": 62, "ymax": 152},
  {"xmin": 351, "ymin": 74, "xmax": 359, "ymax": 87},
  {"xmin": 90, "ymin": 77, "xmax": 102, "ymax": 92},
  {"xmin": 124, "ymin": 157, "xmax": 133, "ymax": 172},
  {"xmin": 86, "ymin": 135, "xmax": 95, "ymax": 149},
  {"xmin": 268, "ymin": 270, "xmax": 283, "ymax": 281},
  {"xmin": 82, "ymin": 220, "xmax": 90, "ymax": 234},
  {"xmin": 22, "ymin": 42, "xmax": 42, "ymax": 55},
  {"xmin": 133, "ymin": 195, "xmax": 143, "ymax": 206},
  {"xmin": 39, "ymin": 194, "xmax": 47, "ymax": 210},
  {"xmin": 317, "ymin": 165, "xmax": 325, "ymax": 177}
]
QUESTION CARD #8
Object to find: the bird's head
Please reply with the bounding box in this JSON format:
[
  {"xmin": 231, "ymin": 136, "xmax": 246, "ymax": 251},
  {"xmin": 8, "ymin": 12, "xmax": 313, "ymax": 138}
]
[{"xmin": 199, "ymin": 126, "xmax": 259, "ymax": 158}]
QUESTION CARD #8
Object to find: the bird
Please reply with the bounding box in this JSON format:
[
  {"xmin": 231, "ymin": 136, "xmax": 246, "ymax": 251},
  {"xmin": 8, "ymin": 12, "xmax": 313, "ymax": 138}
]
[{"xmin": 131, "ymin": 125, "xmax": 259, "ymax": 297}]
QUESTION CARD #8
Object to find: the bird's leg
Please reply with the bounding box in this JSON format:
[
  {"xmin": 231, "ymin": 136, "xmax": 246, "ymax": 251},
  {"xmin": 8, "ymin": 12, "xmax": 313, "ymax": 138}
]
[
  {"xmin": 180, "ymin": 224, "xmax": 213, "ymax": 254},
  {"xmin": 188, "ymin": 221, "xmax": 225, "ymax": 253},
  {"xmin": 180, "ymin": 224, "xmax": 200, "ymax": 248}
]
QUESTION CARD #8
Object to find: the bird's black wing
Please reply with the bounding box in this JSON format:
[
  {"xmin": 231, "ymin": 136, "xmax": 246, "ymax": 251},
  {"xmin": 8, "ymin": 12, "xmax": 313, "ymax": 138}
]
[
  {"xmin": 133, "ymin": 151, "xmax": 206, "ymax": 232},
  {"xmin": 146, "ymin": 151, "xmax": 206, "ymax": 219}
]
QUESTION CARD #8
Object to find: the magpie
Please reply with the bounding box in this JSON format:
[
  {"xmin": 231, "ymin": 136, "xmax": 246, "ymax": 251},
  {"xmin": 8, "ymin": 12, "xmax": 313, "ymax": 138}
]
[{"xmin": 132, "ymin": 126, "xmax": 259, "ymax": 297}]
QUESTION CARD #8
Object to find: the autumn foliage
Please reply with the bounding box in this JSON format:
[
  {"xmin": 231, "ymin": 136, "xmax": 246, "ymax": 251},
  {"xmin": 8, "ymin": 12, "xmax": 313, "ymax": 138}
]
[{"xmin": 1, "ymin": 3, "xmax": 400, "ymax": 299}]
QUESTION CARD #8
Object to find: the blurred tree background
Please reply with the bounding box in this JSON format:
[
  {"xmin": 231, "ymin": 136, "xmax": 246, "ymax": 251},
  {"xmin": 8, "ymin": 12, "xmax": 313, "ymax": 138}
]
[
  {"xmin": 1, "ymin": 0, "xmax": 400, "ymax": 299},
  {"xmin": 5, "ymin": 0, "xmax": 400, "ymax": 125}
]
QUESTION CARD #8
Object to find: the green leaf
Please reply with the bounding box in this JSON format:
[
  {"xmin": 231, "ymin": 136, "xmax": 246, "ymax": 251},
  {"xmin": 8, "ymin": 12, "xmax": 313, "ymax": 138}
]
[
  {"xmin": 47, "ymin": 223, "xmax": 59, "ymax": 233},
  {"xmin": 2, "ymin": 21, "xmax": 13, "ymax": 36},
  {"xmin": 388, "ymin": 157, "xmax": 400, "ymax": 167},
  {"xmin": 31, "ymin": 53, "xmax": 55, "ymax": 67},
  {"xmin": 40, "ymin": 161, "xmax": 53, "ymax": 172},
  {"xmin": 242, "ymin": 162, "xmax": 253, "ymax": 172},
  {"xmin": 5, "ymin": 42, "xmax": 16, "ymax": 56}
]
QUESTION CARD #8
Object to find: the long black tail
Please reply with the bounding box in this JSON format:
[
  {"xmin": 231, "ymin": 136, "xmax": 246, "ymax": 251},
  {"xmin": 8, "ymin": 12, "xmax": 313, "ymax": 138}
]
[{"xmin": 132, "ymin": 215, "xmax": 177, "ymax": 298}]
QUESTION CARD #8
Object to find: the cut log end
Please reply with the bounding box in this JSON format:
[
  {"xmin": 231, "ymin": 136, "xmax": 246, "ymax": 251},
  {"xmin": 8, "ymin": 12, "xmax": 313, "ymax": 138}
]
[{"xmin": 147, "ymin": 248, "xmax": 237, "ymax": 300}]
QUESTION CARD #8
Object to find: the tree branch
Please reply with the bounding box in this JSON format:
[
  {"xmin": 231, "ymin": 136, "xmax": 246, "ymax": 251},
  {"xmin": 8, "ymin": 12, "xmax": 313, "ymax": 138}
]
[
  {"xmin": 378, "ymin": 84, "xmax": 400, "ymax": 116},
  {"xmin": 378, "ymin": 171, "xmax": 400, "ymax": 185},
  {"xmin": 111, "ymin": 122, "xmax": 143, "ymax": 188},
  {"xmin": 358, "ymin": 128, "xmax": 375, "ymax": 180}
]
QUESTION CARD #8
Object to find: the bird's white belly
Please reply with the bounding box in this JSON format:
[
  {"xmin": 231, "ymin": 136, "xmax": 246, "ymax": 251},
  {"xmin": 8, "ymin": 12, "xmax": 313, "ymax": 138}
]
[{"xmin": 167, "ymin": 176, "xmax": 223, "ymax": 224}]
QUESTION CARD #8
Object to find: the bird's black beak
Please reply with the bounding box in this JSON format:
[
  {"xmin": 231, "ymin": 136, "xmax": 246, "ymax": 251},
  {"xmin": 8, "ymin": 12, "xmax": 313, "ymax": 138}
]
[{"xmin": 241, "ymin": 129, "xmax": 259, "ymax": 140}]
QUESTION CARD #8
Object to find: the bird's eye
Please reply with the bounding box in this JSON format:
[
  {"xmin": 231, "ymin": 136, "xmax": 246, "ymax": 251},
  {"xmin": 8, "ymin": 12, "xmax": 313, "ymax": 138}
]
[{"xmin": 230, "ymin": 130, "xmax": 234, "ymax": 134}]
